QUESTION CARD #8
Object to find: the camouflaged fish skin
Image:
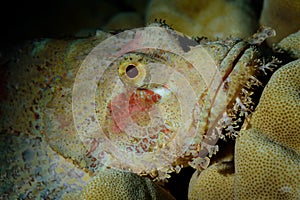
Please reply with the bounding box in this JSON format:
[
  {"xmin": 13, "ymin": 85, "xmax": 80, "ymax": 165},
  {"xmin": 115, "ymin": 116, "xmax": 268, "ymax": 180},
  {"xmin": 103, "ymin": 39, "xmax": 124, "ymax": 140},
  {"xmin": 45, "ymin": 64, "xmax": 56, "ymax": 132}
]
[{"xmin": 0, "ymin": 25, "xmax": 278, "ymax": 198}]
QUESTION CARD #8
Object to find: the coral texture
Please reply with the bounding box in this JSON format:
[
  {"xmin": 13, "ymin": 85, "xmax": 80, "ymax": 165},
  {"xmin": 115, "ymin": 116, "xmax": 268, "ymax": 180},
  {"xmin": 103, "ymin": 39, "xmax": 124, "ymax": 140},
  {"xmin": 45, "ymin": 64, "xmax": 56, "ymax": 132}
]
[
  {"xmin": 251, "ymin": 59, "xmax": 300, "ymax": 154},
  {"xmin": 71, "ymin": 168, "xmax": 175, "ymax": 200},
  {"xmin": 188, "ymin": 57, "xmax": 300, "ymax": 200},
  {"xmin": 235, "ymin": 128, "xmax": 300, "ymax": 199},
  {"xmin": 188, "ymin": 162, "xmax": 234, "ymax": 200},
  {"xmin": 235, "ymin": 58, "xmax": 300, "ymax": 198},
  {"xmin": 277, "ymin": 30, "xmax": 300, "ymax": 59}
]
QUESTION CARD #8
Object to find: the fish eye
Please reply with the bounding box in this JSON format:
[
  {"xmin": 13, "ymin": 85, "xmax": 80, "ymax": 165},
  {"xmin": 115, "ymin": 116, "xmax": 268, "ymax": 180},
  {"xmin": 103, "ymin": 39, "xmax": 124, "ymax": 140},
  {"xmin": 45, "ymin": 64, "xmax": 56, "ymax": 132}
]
[
  {"xmin": 118, "ymin": 54, "xmax": 147, "ymax": 87},
  {"xmin": 125, "ymin": 64, "xmax": 139, "ymax": 78}
]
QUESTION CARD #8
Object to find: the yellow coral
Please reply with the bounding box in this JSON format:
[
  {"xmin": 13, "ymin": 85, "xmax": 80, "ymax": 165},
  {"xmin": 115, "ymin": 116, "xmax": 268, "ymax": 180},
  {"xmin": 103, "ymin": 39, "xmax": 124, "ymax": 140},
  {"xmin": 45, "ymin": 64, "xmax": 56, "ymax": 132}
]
[
  {"xmin": 259, "ymin": 0, "xmax": 300, "ymax": 44},
  {"xmin": 251, "ymin": 59, "xmax": 300, "ymax": 154},
  {"xmin": 188, "ymin": 162, "xmax": 234, "ymax": 200},
  {"xmin": 146, "ymin": 0, "xmax": 258, "ymax": 39},
  {"xmin": 189, "ymin": 46, "xmax": 300, "ymax": 199},
  {"xmin": 277, "ymin": 31, "xmax": 300, "ymax": 59},
  {"xmin": 188, "ymin": 141, "xmax": 235, "ymax": 200},
  {"xmin": 234, "ymin": 58, "xmax": 300, "ymax": 198},
  {"xmin": 235, "ymin": 128, "xmax": 300, "ymax": 199},
  {"xmin": 76, "ymin": 168, "xmax": 175, "ymax": 200}
]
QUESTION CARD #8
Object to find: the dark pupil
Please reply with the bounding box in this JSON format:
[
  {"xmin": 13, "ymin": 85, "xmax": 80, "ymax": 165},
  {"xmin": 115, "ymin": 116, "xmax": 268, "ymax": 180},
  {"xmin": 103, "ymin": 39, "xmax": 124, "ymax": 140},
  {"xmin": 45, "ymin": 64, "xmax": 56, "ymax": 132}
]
[{"xmin": 126, "ymin": 64, "xmax": 139, "ymax": 78}]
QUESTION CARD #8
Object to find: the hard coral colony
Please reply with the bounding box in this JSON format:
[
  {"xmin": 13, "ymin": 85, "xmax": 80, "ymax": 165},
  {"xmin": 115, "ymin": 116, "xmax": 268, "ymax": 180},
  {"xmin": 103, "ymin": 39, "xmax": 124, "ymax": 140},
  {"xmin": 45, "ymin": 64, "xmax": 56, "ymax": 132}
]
[{"xmin": 0, "ymin": 0, "xmax": 300, "ymax": 199}]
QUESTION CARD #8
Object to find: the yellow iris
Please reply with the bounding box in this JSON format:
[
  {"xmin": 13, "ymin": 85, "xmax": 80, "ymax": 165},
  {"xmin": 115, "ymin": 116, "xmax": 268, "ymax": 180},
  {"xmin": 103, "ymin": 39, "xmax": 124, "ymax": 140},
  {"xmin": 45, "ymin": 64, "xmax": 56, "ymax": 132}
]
[{"xmin": 118, "ymin": 54, "xmax": 147, "ymax": 87}]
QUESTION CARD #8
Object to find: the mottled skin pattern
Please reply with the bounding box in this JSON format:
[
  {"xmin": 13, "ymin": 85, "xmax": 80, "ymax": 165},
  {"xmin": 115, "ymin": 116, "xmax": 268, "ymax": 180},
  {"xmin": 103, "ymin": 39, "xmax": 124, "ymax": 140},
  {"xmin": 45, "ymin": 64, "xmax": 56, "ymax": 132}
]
[
  {"xmin": 0, "ymin": 33, "xmax": 111, "ymax": 198},
  {"xmin": 0, "ymin": 24, "xmax": 278, "ymax": 198},
  {"xmin": 80, "ymin": 26, "xmax": 277, "ymax": 180}
]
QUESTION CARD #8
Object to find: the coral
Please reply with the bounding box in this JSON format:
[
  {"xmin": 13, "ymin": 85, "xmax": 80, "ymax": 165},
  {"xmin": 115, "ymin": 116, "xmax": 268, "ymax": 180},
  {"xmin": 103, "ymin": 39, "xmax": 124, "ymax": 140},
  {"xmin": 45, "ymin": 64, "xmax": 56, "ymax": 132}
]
[
  {"xmin": 235, "ymin": 128, "xmax": 300, "ymax": 199},
  {"xmin": 188, "ymin": 142, "xmax": 235, "ymax": 200},
  {"xmin": 188, "ymin": 57, "xmax": 300, "ymax": 199},
  {"xmin": 259, "ymin": 0, "xmax": 300, "ymax": 45},
  {"xmin": 234, "ymin": 58, "xmax": 300, "ymax": 199},
  {"xmin": 71, "ymin": 168, "xmax": 175, "ymax": 200},
  {"xmin": 234, "ymin": 30, "xmax": 300, "ymax": 200},
  {"xmin": 251, "ymin": 59, "xmax": 300, "ymax": 154},
  {"xmin": 146, "ymin": 0, "xmax": 258, "ymax": 39},
  {"xmin": 277, "ymin": 30, "xmax": 300, "ymax": 59},
  {"xmin": 188, "ymin": 162, "xmax": 234, "ymax": 200}
]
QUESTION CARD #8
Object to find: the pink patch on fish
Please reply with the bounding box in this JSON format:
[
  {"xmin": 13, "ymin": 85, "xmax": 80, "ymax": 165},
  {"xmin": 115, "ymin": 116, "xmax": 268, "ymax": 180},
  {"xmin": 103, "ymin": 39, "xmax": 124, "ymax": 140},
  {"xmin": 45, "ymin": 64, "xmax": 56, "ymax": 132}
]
[{"xmin": 108, "ymin": 89, "xmax": 162, "ymax": 133}]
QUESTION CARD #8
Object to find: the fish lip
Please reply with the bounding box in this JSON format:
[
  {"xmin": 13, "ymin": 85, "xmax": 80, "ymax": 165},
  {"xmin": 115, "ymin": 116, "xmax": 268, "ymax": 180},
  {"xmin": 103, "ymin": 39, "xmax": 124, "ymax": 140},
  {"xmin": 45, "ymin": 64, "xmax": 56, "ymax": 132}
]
[{"xmin": 139, "ymin": 83, "xmax": 172, "ymax": 99}]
